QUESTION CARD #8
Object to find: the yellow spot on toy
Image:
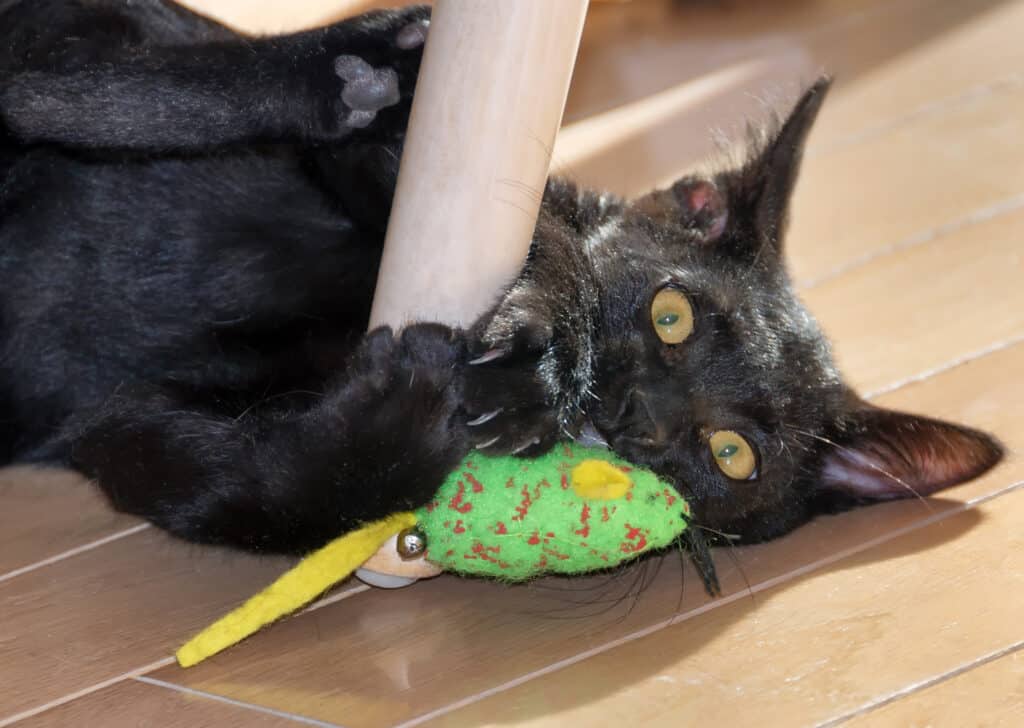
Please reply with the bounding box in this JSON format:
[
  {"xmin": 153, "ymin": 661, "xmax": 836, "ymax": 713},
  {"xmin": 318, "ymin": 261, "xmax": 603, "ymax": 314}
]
[{"xmin": 570, "ymin": 459, "xmax": 632, "ymax": 500}]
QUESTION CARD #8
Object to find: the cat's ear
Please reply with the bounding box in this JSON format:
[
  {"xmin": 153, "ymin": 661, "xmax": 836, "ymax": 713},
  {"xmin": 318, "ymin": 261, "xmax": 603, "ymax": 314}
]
[
  {"xmin": 635, "ymin": 77, "xmax": 830, "ymax": 250},
  {"xmin": 818, "ymin": 403, "xmax": 1003, "ymax": 501},
  {"xmin": 735, "ymin": 76, "xmax": 831, "ymax": 250},
  {"xmin": 633, "ymin": 176, "xmax": 730, "ymax": 243}
]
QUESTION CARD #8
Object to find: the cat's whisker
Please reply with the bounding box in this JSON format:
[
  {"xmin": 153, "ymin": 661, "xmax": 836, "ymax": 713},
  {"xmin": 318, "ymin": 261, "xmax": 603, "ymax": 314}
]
[
  {"xmin": 778, "ymin": 436, "xmax": 797, "ymax": 472},
  {"xmin": 494, "ymin": 196, "xmax": 536, "ymax": 221},
  {"xmin": 526, "ymin": 572, "xmax": 628, "ymax": 594},
  {"xmin": 681, "ymin": 526, "xmax": 722, "ymax": 596},
  {"xmin": 693, "ymin": 523, "xmax": 741, "ymax": 542},
  {"xmin": 615, "ymin": 559, "xmax": 655, "ymax": 625},
  {"xmin": 525, "ymin": 578, "xmax": 633, "ymax": 609},
  {"xmin": 522, "ymin": 562, "xmax": 656, "ymax": 622},
  {"xmin": 496, "ymin": 177, "xmax": 544, "ymax": 204},
  {"xmin": 674, "ymin": 535, "xmax": 688, "ymax": 614},
  {"xmin": 704, "ymin": 527, "xmax": 756, "ymax": 603}
]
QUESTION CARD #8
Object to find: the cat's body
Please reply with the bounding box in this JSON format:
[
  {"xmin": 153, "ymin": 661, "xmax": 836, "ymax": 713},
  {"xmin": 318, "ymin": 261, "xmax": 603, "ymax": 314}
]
[{"xmin": 0, "ymin": 1, "xmax": 1002, "ymax": 562}]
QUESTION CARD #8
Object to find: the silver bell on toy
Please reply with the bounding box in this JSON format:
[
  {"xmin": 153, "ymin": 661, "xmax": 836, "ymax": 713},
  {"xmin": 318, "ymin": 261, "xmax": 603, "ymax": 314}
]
[
  {"xmin": 356, "ymin": 525, "xmax": 439, "ymax": 588},
  {"xmin": 396, "ymin": 527, "xmax": 427, "ymax": 560}
]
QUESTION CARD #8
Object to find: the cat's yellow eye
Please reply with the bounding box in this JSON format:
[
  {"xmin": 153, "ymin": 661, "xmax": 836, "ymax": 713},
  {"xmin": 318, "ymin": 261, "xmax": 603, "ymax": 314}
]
[
  {"xmin": 709, "ymin": 430, "xmax": 757, "ymax": 480},
  {"xmin": 650, "ymin": 288, "xmax": 694, "ymax": 345}
]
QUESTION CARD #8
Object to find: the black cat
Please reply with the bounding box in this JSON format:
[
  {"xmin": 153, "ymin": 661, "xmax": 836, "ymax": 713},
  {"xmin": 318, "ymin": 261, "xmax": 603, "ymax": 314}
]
[{"xmin": 0, "ymin": 2, "xmax": 1002, "ymax": 567}]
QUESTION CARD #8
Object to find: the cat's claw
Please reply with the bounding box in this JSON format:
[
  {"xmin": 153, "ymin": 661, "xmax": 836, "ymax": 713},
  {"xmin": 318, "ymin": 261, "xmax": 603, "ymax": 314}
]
[
  {"xmin": 512, "ymin": 437, "xmax": 541, "ymax": 455},
  {"xmin": 461, "ymin": 343, "xmax": 559, "ymax": 457},
  {"xmin": 468, "ymin": 348, "xmax": 508, "ymax": 366},
  {"xmin": 475, "ymin": 435, "xmax": 502, "ymax": 450},
  {"xmin": 467, "ymin": 408, "xmax": 503, "ymax": 426}
]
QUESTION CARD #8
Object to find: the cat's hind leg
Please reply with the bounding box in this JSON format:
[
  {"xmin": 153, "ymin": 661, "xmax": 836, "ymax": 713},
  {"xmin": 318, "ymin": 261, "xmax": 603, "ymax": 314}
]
[
  {"xmin": 0, "ymin": 4, "xmax": 429, "ymax": 151},
  {"xmin": 0, "ymin": 0, "xmax": 238, "ymax": 71},
  {"xmin": 64, "ymin": 324, "xmax": 468, "ymax": 555}
]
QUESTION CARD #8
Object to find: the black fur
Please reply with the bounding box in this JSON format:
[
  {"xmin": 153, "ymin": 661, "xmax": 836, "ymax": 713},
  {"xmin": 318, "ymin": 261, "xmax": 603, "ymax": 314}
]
[{"xmin": 0, "ymin": 1, "xmax": 1003, "ymax": 563}]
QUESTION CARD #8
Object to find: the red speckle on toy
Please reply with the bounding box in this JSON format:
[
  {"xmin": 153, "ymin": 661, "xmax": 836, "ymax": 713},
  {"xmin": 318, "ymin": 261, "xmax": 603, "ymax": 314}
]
[{"xmin": 449, "ymin": 481, "xmax": 472, "ymax": 513}]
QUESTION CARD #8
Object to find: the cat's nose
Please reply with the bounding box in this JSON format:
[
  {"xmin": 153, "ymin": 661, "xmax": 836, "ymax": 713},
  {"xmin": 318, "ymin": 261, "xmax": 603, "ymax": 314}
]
[{"xmin": 613, "ymin": 389, "xmax": 671, "ymax": 447}]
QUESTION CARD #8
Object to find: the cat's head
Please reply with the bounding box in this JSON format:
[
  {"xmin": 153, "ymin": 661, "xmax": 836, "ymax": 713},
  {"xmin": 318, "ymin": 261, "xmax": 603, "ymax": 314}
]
[{"xmin": 480, "ymin": 77, "xmax": 1003, "ymax": 543}]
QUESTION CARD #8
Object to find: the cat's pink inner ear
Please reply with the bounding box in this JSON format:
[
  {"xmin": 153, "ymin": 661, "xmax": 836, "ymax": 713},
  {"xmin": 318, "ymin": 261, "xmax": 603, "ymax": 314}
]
[
  {"xmin": 820, "ymin": 408, "xmax": 1003, "ymax": 501},
  {"xmin": 674, "ymin": 179, "xmax": 728, "ymax": 242}
]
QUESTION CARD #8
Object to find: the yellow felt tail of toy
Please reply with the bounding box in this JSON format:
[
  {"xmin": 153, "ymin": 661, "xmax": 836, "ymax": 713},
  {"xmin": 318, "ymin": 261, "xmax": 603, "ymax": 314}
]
[{"xmin": 176, "ymin": 511, "xmax": 417, "ymax": 668}]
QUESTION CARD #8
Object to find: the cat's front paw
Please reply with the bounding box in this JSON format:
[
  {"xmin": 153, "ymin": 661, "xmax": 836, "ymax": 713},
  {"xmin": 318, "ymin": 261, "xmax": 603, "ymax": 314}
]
[
  {"xmin": 463, "ymin": 274, "xmax": 593, "ymax": 456},
  {"xmin": 344, "ymin": 322, "xmax": 468, "ymax": 508},
  {"xmin": 461, "ymin": 347, "xmax": 561, "ymax": 457}
]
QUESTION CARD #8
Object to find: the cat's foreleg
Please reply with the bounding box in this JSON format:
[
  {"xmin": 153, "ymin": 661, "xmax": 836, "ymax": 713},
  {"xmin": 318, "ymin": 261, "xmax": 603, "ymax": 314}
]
[
  {"xmin": 66, "ymin": 323, "xmax": 468, "ymax": 555},
  {"xmin": 0, "ymin": 7, "xmax": 429, "ymax": 151}
]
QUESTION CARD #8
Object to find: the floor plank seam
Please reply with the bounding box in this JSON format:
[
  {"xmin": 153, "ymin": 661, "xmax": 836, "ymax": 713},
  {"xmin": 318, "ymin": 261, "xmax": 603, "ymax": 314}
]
[
  {"xmin": 798, "ymin": 191, "xmax": 1024, "ymax": 291},
  {"xmin": 814, "ymin": 638, "xmax": 1024, "ymax": 727},
  {"xmin": 303, "ymin": 582, "xmax": 371, "ymax": 614},
  {"xmin": 393, "ymin": 480, "xmax": 1024, "ymax": 727},
  {"xmin": 809, "ymin": 72, "xmax": 1024, "ymax": 159},
  {"xmin": 133, "ymin": 676, "xmax": 346, "ymax": 728},
  {"xmin": 0, "ymin": 657, "xmax": 175, "ymax": 728},
  {"xmin": 0, "ymin": 575, "xmax": 370, "ymax": 726},
  {"xmin": 864, "ymin": 332, "xmax": 1024, "ymax": 400},
  {"xmin": 0, "ymin": 523, "xmax": 151, "ymax": 586},
  {"xmin": 0, "ymin": 576, "xmax": 368, "ymax": 724}
]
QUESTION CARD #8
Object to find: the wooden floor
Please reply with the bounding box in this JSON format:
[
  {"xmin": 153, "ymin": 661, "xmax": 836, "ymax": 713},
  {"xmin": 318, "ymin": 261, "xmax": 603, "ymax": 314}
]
[{"xmin": 3, "ymin": 0, "xmax": 1023, "ymax": 725}]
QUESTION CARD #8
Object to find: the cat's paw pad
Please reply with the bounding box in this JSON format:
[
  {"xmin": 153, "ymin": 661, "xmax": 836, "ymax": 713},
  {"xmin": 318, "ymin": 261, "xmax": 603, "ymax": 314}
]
[
  {"xmin": 395, "ymin": 19, "xmax": 429, "ymax": 50},
  {"xmin": 333, "ymin": 55, "xmax": 400, "ymax": 129},
  {"xmin": 313, "ymin": 9, "xmax": 429, "ymax": 138}
]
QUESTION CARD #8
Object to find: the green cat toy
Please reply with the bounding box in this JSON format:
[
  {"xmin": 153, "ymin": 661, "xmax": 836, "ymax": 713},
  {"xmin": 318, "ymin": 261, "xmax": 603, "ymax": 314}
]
[{"xmin": 177, "ymin": 444, "xmax": 693, "ymax": 667}]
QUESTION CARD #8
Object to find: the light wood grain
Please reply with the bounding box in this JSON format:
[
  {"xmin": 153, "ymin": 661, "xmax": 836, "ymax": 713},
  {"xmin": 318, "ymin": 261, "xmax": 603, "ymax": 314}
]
[
  {"xmin": 20, "ymin": 679, "xmax": 301, "ymax": 728},
  {"xmin": 846, "ymin": 647, "xmax": 1024, "ymax": 727},
  {"xmin": 789, "ymin": 88, "xmax": 1024, "ymax": 286},
  {"xmin": 557, "ymin": 0, "xmax": 1010, "ymax": 197},
  {"xmin": 809, "ymin": 0, "xmax": 1024, "ymax": 150},
  {"xmin": 0, "ymin": 529, "xmax": 297, "ymax": 722},
  {"xmin": 802, "ymin": 205, "xmax": 1024, "ymax": 395},
  {"xmin": 0, "ymin": 467, "xmax": 141, "ymax": 578},
  {"xmin": 566, "ymin": 0, "xmax": 897, "ymax": 124},
  {"xmin": 428, "ymin": 487, "xmax": 1024, "ymax": 727}
]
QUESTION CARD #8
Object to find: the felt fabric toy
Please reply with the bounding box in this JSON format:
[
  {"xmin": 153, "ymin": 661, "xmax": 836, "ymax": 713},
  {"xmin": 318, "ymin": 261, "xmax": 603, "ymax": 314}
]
[{"xmin": 177, "ymin": 444, "xmax": 690, "ymax": 667}]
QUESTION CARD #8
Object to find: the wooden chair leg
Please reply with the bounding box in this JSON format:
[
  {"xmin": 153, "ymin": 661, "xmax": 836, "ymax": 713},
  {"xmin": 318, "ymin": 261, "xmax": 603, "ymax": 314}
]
[
  {"xmin": 368, "ymin": 0, "xmax": 590, "ymax": 329},
  {"xmin": 358, "ymin": 0, "xmax": 589, "ymax": 586}
]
